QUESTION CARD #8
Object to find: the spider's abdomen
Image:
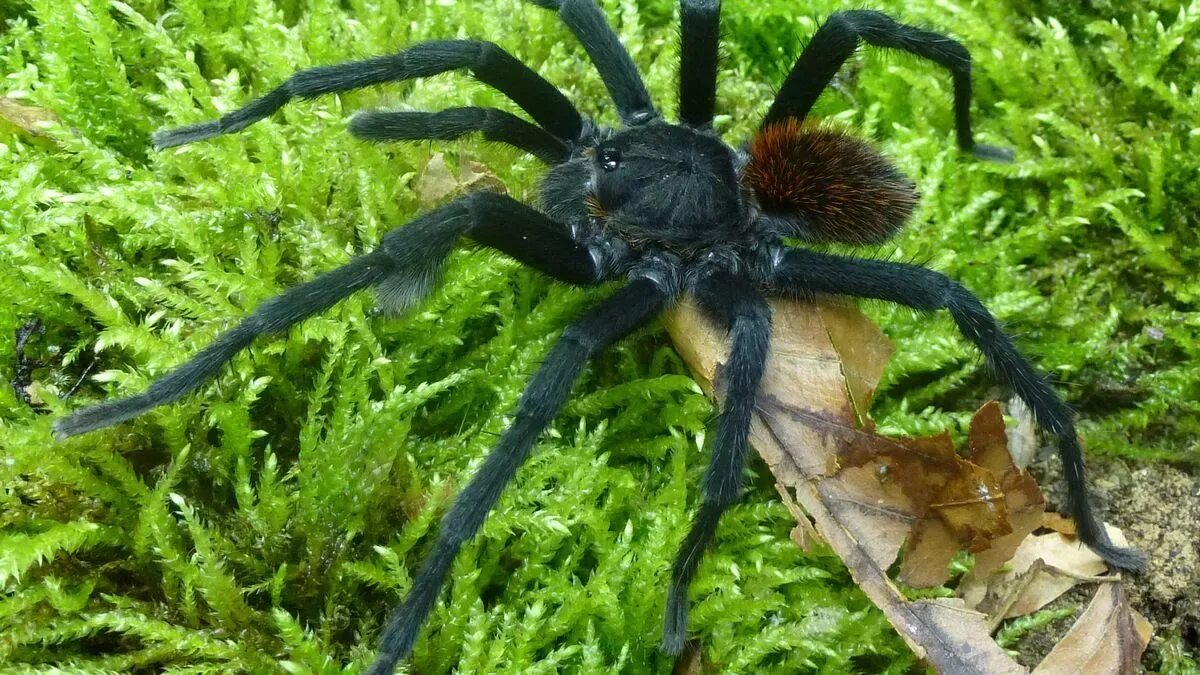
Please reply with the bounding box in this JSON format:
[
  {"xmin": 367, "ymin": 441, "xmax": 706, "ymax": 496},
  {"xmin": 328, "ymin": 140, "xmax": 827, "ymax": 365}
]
[{"xmin": 743, "ymin": 119, "xmax": 918, "ymax": 245}]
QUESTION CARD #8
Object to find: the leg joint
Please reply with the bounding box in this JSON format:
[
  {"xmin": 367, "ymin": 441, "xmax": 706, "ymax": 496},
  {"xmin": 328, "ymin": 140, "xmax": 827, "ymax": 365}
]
[
  {"xmin": 730, "ymin": 302, "xmax": 772, "ymax": 334},
  {"xmin": 459, "ymin": 190, "xmax": 511, "ymax": 225},
  {"xmin": 559, "ymin": 323, "xmax": 601, "ymax": 355},
  {"xmin": 682, "ymin": 0, "xmax": 720, "ymax": 13},
  {"xmin": 474, "ymin": 41, "xmax": 504, "ymax": 73}
]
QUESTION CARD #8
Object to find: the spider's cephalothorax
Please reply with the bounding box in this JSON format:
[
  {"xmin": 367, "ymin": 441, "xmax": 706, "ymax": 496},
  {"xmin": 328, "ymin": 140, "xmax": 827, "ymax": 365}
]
[
  {"xmin": 56, "ymin": 2, "xmax": 1145, "ymax": 672},
  {"xmin": 579, "ymin": 124, "xmax": 747, "ymax": 255}
]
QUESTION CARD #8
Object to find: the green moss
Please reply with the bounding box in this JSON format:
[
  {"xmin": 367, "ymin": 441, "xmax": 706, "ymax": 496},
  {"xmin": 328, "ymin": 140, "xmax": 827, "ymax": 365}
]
[
  {"xmin": 994, "ymin": 607, "xmax": 1075, "ymax": 650},
  {"xmin": 1, "ymin": 0, "xmax": 1196, "ymax": 671}
]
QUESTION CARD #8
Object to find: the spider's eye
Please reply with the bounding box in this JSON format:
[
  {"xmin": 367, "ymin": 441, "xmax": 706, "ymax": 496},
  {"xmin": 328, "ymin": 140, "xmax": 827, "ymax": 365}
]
[{"xmin": 598, "ymin": 147, "xmax": 622, "ymax": 172}]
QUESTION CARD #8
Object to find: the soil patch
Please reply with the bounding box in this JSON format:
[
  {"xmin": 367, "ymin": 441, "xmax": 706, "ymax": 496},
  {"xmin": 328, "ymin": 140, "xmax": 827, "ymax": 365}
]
[{"xmin": 1026, "ymin": 450, "xmax": 1200, "ymax": 669}]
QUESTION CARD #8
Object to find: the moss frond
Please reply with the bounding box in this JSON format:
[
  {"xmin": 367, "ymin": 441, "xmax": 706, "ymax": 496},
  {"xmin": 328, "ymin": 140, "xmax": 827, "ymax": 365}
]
[{"xmin": 2, "ymin": 0, "xmax": 1196, "ymax": 671}]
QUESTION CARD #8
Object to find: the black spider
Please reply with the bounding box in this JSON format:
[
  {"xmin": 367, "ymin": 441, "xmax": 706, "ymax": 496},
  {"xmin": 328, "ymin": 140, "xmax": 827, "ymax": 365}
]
[{"xmin": 55, "ymin": 1, "xmax": 1146, "ymax": 672}]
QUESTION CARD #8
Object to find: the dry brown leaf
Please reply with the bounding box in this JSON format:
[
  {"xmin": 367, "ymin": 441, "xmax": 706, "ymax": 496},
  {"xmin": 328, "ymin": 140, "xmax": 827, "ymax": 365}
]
[
  {"xmin": 964, "ymin": 402, "xmax": 1046, "ymax": 580},
  {"xmin": 665, "ymin": 297, "xmax": 1152, "ymax": 673},
  {"xmin": 672, "ymin": 298, "xmax": 1023, "ymax": 575},
  {"xmin": 0, "ymin": 97, "xmax": 60, "ymax": 138},
  {"xmin": 665, "ymin": 298, "xmax": 1029, "ymax": 674},
  {"xmin": 960, "ymin": 526, "xmax": 1129, "ymax": 623},
  {"xmin": 674, "ymin": 298, "xmax": 1046, "ymax": 587},
  {"xmin": 415, "ymin": 152, "xmax": 506, "ymax": 209},
  {"xmin": 1041, "ymin": 513, "xmax": 1078, "ymax": 536},
  {"xmin": 775, "ymin": 483, "xmax": 824, "ymax": 552},
  {"xmin": 779, "ymin": 481, "xmax": 1027, "ymax": 674},
  {"xmin": 416, "ymin": 153, "xmax": 458, "ymax": 209},
  {"xmin": 457, "ymin": 155, "xmax": 506, "ymax": 194},
  {"xmin": 1032, "ymin": 583, "xmax": 1152, "ymax": 675}
]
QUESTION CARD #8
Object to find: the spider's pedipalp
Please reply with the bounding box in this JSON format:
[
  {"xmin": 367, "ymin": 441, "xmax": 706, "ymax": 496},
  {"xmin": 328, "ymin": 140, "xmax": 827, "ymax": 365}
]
[
  {"xmin": 153, "ymin": 40, "xmax": 582, "ymax": 149},
  {"xmin": 350, "ymin": 107, "xmax": 570, "ymax": 164},
  {"xmin": 765, "ymin": 249, "xmax": 1147, "ymax": 573},
  {"xmin": 763, "ymin": 10, "xmax": 1013, "ymax": 160},
  {"xmin": 56, "ymin": 193, "xmax": 599, "ymax": 438},
  {"xmin": 679, "ymin": 0, "xmax": 721, "ymax": 128},
  {"xmin": 743, "ymin": 119, "xmax": 917, "ymax": 244},
  {"xmin": 367, "ymin": 277, "xmax": 674, "ymax": 674},
  {"xmin": 537, "ymin": 0, "xmax": 658, "ymax": 125}
]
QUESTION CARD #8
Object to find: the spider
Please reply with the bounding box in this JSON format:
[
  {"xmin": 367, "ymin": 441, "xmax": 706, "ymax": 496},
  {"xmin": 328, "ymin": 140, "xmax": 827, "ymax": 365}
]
[{"xmin": 56, "ymin": 1, "xmax": 1146, "ymax": 671}]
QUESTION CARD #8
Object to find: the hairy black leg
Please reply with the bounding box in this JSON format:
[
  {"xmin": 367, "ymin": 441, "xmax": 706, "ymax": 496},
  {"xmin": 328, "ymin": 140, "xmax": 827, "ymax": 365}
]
[
  {"xmin": 52, "ymin": 252, "xmax": 395, "ymax": 438},
  {"xmin": 55, "ymin": 193, "xmax": 600, "ymax": 439},
  {"xmin": 350, "ymin": 107, "xmax": 569, "ymax": 164},
  {"xmin": 662, "ymin": 274, "xmax": 771, "ymax": 655},
  {"xmin": 531, "ymin": 0, "xmax": 658, "ymax": 125},
  {"xmin": 679, "ymin": 0, "xmax": 721, "ymax": 127},
  {"xmin": 763, "ymin": 10, "xmax": 1012, "ymax": 161},
  {"xmin": 154, "ymin": 40, "xmax": 583, "ymax": 148},
  {"xmin": 367, "ymin": 277, "xmax": 673, "ymax": 674},
  {"xmin": 767, "ymin": 249, "xmax": 1146, "ymax": 572}
]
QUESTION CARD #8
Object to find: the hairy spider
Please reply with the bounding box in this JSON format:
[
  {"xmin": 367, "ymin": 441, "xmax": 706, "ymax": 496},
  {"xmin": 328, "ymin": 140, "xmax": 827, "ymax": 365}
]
[{"xmin": 56, "ymin": 1, "xmax": 1146, "ymax": 671}]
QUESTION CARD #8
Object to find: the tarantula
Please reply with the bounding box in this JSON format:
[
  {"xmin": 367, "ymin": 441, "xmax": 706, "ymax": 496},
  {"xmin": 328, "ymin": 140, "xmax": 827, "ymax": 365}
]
[{"xmin": 56, "ymin": 0, "xmax": 1145, "ymax": 671}]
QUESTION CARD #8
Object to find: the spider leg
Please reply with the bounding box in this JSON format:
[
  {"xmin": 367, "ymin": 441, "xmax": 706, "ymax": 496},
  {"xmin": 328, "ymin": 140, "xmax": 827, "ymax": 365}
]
[
  {"xmin": 678, "ymin": 0, "xmax": 721, "ymax": 128},
  {"xmin": 531, "ymin": 0, "xmax": 658, "ymax": 125},
  {"xmin": 662, "ymin": 273, "xmax": 771, "ymax": 655},
  {"xmin": 54, "ymin": 193, "xmax": 602, "ymax": 439},
  {"xmin": 765, "ymin": 248, "xmax": 1147, "ymax": 572},
  {"xmin": 349, "ymin": 107, "xmax": 569, "ymax": 164},
  {"xmin": 153, "ymin": 40, "xmax": 583, "ymax": 149},
  {"xmin": 763, "ymin": 10, "xmax": 1013, "ymax": 162},
  {"xmin": 366, "ymin": 276, "xmax": 674, "ymax": 674}
]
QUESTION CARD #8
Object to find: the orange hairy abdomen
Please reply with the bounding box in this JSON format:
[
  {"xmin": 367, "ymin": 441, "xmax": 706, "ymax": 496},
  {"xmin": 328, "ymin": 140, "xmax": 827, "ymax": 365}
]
[{"xmin": 742, "ymin": 119, "xmax": 918, "ymax": 244}]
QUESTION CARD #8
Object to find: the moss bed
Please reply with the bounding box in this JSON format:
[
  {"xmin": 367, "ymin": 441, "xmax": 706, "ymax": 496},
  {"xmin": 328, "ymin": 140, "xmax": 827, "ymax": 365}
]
[{"xmin": 1, "ymin": 0, "xmax": 1197, "ymax": 671}]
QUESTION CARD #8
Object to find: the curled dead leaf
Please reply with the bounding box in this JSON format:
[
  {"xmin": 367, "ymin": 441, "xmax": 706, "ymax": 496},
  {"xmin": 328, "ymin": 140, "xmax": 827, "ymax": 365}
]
[
  {"xmin": 777, "ymin": 480, "xmax": 1027, "ymax": 674},
  {"xmin": 665, "ymin": 296, "xmax": 1148, "ymax": 675},
  {"xmin": 666, "ymin": 298, "xmax": 1027, "ymax": 674},
  {"xmin": 775, "ymin": 483, "xmax": 823, "ymax": 552},
  {"xmin": 1032, "ymin": 583, "xmax": 1151, "ymax": 675},
  {"xmin": 416, "ymin": 151, "xmax": 506, "ymax": 209},
  {"xmin": 963, "ymin": 402, "xmax": 1047, "ymax": 580},
  {"xmin": 1041, "ymin": 513, "xmax": 1078, "ymax": 536},
  {"xmin": 960, "ymin": 525, "xmax": 1130, "ymax": 624}
]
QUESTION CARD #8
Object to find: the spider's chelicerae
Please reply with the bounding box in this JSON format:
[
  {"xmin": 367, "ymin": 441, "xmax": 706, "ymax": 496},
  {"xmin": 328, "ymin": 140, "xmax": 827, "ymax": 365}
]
[{"xmin": 57, "ymin": 0, "xmax": 1146, "ymax": 671}]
